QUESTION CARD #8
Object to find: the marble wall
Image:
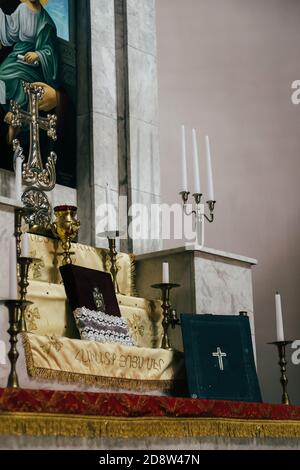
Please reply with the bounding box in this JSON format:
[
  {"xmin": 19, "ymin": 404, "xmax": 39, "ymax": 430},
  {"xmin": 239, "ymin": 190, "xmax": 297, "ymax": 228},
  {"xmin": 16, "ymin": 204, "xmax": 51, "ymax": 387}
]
[
  {"xmin": 76, "ymin": 0, "xmax": 161, "ymax": 252},
  {"xmin": 115, "ymin": 0, "xmax": 161, "ymax": 254}
]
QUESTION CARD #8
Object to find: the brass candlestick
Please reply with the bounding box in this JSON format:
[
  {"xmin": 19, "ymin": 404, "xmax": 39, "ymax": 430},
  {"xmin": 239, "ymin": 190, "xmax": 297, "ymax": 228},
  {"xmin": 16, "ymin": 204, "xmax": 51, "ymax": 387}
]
[
  {"xmin": 107, "ymin": 231, "xmax": 120, "ymax": 293},
  {"xmin": 269, "ymin": 341, "xmax": 293, "ymax": 405},
  {"xmin": 18, "ymin": 257, "xmax": 41, "ymax": 332},
  {"xmin": 14, "ymin": 208, "xmax": 23, "ymax": 260},
  {"xmin": 151, "ymin": 283, "xmax": 180, "ymax": 350},
  {"xmin": 51, "ymin": 205, "xmax": 80, "ymax": 265},
  {"xmin": 14, "ymin": 207, "xmax": 35, "ymax": 260},
  {"xmin": 1, "ymin": 299, "xmax": 32, "ymax": 388}
]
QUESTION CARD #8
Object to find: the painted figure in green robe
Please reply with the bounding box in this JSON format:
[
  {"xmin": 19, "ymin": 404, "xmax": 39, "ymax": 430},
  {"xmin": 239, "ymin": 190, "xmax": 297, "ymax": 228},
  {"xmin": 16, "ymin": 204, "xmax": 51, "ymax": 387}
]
[{"xmin": 0, "ymin": 0, "xmax": 59, "ymax": 121}]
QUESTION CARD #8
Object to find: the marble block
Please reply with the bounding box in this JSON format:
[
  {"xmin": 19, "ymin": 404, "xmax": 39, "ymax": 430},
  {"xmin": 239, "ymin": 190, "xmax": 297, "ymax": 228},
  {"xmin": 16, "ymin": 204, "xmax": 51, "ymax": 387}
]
[{"xmin": 135, "ymin": 245, "xmax": 257, "ymax": 355}]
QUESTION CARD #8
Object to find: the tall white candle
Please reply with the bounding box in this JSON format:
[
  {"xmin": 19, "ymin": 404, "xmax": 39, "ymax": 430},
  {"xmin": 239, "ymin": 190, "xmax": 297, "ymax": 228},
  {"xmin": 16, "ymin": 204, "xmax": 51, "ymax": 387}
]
[
  {"xmin": 15, "ymin": 155, "xmax": 23, "ymax": 203},
  {"xmin": 275, "ymin": 292, "xmax": 284, "ymax": 342},
  {"xmin": 21, "ymin": 232, "xmax": 29, "ymax": 258},
  {"xmin": 162, "ymin": 262, "xmax": 169, "ymax": 284},
  {"xmin": 205, "ymin": 135, "xmax": 215, "ymax": 201},
  {"xmin": 106, "ymin": 183, "xmax": 116, "ymax": 232},
  {"xmin": 181, "ymin": 125, "xmax": 188, "ymax": 192},
  {"xmin": 192, "ymin": 128, "xmax": 201, "ymax": 194},
  {"xmin": 9, "ymin": 237, "xmax": 18, "ymax": 300}
]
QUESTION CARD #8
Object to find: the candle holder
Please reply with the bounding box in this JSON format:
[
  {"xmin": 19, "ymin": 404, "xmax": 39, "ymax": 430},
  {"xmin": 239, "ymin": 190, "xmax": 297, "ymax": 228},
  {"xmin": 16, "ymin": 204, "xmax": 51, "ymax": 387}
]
[
  {"xmin": 14, "ymin": 207, "xmax": 35, "ymax": 260},
  {"xmin": 180, "ymin": 191, "xmax": 216, "ymax": 245},
  {"xmin": 151, "ymin": 283, "xmax": 180, "ymax": 350},
  {"xmin": 107, "ymin": 231, "xmax": 120, "ymax": 294},
  {"xmin": 18, "ymin": 257, "xmax": 41, "ymax": 332},
  {"xmin": 268, "ymin": 341, "xmax": 293, "ymax": 405},
  {"xmin": 0, "ymin": 299, "xmax": 32, "ymax": 388},
  {"xmin": 97, "ymin": 231, "xmax": 121, "ymax": 293}
]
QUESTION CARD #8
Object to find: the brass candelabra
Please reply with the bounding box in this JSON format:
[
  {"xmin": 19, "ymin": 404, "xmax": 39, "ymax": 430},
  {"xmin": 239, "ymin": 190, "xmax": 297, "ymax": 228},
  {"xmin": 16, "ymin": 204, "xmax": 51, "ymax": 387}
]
[
  {"xmin": 151, "ymin": 283, "xmax": 180, "ymax": 350},
  {"xmin": 180, "ymin": 191, "xmax": 216, "ymax": 246},
  {"xmin": 269, "ymin": 341, "xmax": 293, "ymax": 405}
]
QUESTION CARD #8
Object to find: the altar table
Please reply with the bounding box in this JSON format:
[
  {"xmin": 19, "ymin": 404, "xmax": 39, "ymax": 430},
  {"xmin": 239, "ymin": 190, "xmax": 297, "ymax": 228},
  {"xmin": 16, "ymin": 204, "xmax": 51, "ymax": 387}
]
[{"xmin": 0, "ymin": 388, "xmax": 300, "ymax": 450}]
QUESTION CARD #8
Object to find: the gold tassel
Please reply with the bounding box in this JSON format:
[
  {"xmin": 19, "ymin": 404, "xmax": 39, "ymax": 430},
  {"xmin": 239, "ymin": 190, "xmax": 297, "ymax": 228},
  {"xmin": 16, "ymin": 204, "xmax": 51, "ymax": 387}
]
[{"xmin": 1, "ymin": 413, "xmax": 300, "ymax": 439}]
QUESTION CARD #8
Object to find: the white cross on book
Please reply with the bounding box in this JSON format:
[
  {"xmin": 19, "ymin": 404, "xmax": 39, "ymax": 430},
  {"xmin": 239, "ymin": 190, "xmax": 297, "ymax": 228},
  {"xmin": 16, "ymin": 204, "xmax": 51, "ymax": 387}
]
[{"xmin": 212, "ymin": 347, "xmax": 227, "ymax": 371}]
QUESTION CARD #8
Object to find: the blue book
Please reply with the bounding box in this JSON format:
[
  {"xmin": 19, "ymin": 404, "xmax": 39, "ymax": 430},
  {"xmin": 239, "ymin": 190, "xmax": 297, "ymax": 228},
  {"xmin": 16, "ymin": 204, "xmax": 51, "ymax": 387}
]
[{"xmin": 181, "ymin": 314, "xmax": 262, "ymax": 402}]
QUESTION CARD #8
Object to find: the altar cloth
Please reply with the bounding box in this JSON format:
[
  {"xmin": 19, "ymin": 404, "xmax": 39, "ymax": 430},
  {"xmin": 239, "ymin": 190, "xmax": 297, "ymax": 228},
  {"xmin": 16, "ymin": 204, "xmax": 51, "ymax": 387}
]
[
  {"xmin": 0, "ymin": 388, "xmax": 300, "ymax": 440},
  {"xmin": 22, "ymin": 333, "xmax": 184, "ymax": 392}
]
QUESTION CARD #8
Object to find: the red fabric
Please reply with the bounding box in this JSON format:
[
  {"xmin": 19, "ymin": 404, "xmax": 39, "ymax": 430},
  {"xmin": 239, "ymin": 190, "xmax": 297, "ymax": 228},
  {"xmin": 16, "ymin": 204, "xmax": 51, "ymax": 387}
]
[{"xmin": 1, "ymin": 388, "xmax": 300, "ymax": 420}]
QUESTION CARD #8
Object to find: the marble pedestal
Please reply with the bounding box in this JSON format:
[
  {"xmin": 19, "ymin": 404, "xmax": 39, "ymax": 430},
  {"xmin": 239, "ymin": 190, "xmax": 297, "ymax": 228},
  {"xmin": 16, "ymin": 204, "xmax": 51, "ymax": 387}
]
[{"xmin": 135, "ymin": 245, "xmax": 257, "ymax": 354}]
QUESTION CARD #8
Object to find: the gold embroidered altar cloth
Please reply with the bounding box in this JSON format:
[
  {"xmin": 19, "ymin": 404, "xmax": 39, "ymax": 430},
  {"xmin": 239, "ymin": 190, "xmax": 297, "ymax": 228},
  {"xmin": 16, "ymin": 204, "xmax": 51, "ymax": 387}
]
[{"xmin": 22, "ymin": 333, "xmax": 185, "ymax": 392}]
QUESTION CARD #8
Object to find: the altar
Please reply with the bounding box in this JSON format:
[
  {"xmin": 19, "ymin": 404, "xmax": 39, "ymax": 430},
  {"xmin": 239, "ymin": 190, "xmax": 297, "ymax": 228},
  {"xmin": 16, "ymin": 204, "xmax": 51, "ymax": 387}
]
[{"xmin": 0, "ymin": 0, "xmax": 299, "ymax": 453}]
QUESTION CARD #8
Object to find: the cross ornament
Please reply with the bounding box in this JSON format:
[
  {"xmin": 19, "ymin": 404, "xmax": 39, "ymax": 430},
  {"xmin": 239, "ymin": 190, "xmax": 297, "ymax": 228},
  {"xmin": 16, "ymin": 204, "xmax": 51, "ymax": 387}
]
[
  {"xmin": 11, "ymin": 82, "xmax": 58, "ymax": 228},
  {"xmin": 212, "ymin": 347, "xmax": 227, "ymax": 371},
  {"xmin": 11, "ymin": 82, "xmax": 57, "ymax": 190}
]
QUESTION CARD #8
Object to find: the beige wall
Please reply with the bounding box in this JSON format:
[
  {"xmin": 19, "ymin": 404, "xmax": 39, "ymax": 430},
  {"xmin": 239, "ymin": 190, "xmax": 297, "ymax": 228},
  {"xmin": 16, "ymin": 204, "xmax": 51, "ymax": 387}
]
[{"xmin": 156, "ymin": 0, "xmax": 300, "ymax": 404}]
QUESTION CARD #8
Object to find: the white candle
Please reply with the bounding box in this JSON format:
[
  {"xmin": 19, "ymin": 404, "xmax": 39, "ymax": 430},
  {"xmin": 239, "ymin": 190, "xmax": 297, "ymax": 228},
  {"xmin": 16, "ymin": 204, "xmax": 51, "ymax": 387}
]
[
  {"xmin": 181, "ymin": 125, "xmax": 188, "ymax": 192},
  {"xmin": 192, "ymin": 128, "xmax": 201, "ymax": 194},
  {"xmin": 162, "ymin": 262, "xmax": 169, "ymax": 284},
  {"xmin": 9, "ymin": 237, "xmax": 18, "ymax": 300},
  {"xmin": 15, "ymin": 155, "xmax": 23, "ymax": 203},
  {"xmin": 275, "ymin": 292, "xmax": 284, "ymax": 342},
  {"xmin": 106, "ymin": 183, "xmax": 116, "ymax": 232},
  {"xmin": 205, "ymin": 135, "xmax": 215, "ymax": 201},
  {"xmin": 21, "ymin": 232, "xmax": 29, "ymax": 258}
]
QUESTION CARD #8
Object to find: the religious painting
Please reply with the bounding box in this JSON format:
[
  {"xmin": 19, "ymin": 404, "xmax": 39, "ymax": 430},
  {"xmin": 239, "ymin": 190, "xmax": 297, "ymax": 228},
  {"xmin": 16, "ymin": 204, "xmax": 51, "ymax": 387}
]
[{"xmin": 0, "ymin": 0, "xmax": 76, "ymax": 188}]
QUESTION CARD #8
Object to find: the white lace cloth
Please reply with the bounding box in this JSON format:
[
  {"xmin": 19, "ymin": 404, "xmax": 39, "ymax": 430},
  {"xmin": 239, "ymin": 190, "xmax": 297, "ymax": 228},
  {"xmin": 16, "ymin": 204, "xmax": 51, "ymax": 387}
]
[{"xmin": 73, "ymin": 307, "xmax": 135, "ymax": 347}]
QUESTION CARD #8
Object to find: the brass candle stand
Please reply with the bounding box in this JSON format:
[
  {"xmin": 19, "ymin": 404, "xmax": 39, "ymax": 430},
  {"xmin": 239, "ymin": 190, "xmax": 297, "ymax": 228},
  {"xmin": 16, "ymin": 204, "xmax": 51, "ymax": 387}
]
[
  {"xmin": 151, "ymin": 283, "xmax": 180, "ymax": 350},
  {"xmin": 269, "ymin": 341, "xmax": 293, "ymax": 405},
  {"xmin": 0, "ymin": 299, "xmax": 32, "ymax": 388},
  {"xmin": 107, "ymin": 231, "xmax": 120, "ymax": 294},
  {"xmin": 18, "ymin": 257, "xmax": 40, "ymax": 332}
]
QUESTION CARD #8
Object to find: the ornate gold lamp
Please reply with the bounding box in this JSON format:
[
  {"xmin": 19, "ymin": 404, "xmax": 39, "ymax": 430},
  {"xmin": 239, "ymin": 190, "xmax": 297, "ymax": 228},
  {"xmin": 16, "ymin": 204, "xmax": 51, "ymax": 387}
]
[{"xmin": 51, "ymin": 205, "xmax": 80, "ymax": 265}]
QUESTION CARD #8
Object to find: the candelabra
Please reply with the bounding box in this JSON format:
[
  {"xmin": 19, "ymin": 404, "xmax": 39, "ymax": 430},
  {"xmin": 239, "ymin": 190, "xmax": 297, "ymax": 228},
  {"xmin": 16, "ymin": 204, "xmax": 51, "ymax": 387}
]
[
  {"xmin": 0, "ymin": 299, "xmax": 32, "ymax": 388},
  {"xmin": 268, "ymin": 341, "xmax": 293, "ymax": 405},
  {"xmin": 151, "ymin": 283, "xmax": 180, "ymax": 350},
  {"xmin": 180, "ymin": 191, "xmax": 216, "ymax": 246}
]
